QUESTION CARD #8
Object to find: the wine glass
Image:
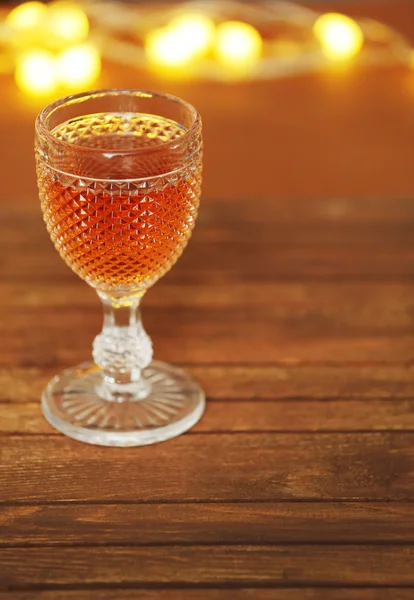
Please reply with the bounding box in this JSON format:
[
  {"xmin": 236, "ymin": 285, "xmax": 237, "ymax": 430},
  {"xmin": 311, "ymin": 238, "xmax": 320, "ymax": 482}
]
[{"xmin": 35, "ymin": 89, "xmax": 204, "ymax": 446}]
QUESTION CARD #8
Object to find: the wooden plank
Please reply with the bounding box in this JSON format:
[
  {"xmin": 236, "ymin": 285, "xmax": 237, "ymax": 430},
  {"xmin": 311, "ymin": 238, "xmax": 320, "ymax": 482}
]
[
  {"xmin": 5, "ymin": 202, "xmax": 414, "ymax": 240},
  {"xmin": 5, "ymin": 196, "xmax": 414, "ymax": 223},
  {"xmin": 4, "ymin": 242, "xmax": 414, "ymax": 283},
  {"xmin": 10, "ymin": 196, "xmax": 414, "ymax": 229},
  {"xmin": 4, "ymin": 202, "xmax": 414, "ymax": 292},
  {"xmin": 3, "ymin": 232, "xmax": 414, "ymax": 266},
  {"xmin": 195, "ymin": 196, "xmax": 414, "ymax": 224},
  {"xmin": 3, "ymin": 282, "xmax": 414, "ymax": 310},
  {"xmin": 1, "ymin": 545, "xmax": 414, "ymax": 588},
  {"xmin": 3, "ymin": 398, "xmax": 414, "ymax": 435},
  {"xmin": 0, "ymin": 591, "xmax": 413, "ymax": 600},
  {"xmin": 0, "ymin": 586, "xmax": 413, "ymax": 600},
  {"xmin": 1, "ymin": 433, "xmax": 414, "ymax": 502},
  {"xmin": 1, "ymin": 365, "xmax": 413, "ymax": 403},
  {"xmin": 189, "ymin": 365, "xmax": 414, "ymax": 400},
  {"xmin": 2, "ymin": 281, "xmax": 414, "ymax": 312},
  {"xmin": 2, "ymin": 502, "xmax": 414, "ymax": 546},
  {"xmin": 198, "ymin": 399, "xmax": 414, "ymax": 432},
  {"xmin": 4, "ymin": 218, "xmax": 414, "ymax": 245},
  {"xmin": 1, "ymin": 591, "xmax": 414, "ymax": 600},
  {"xmin": 2, "ymin": 297, "xmax": 414, "ymax": 366},
  {"xmin": 5, "ymin": 204, "xmax": 414, "ymax": 249}
]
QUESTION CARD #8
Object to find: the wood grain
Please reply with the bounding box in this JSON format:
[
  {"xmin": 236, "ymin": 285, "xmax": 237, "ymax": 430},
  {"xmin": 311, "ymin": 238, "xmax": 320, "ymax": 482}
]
[
  {"xmin": 1, "ymin": 365, "xmax": 413, "ymax": 403},
  {"xmin": 1, "ymin": 591, "xmax": 414, "ymax": 600},
  {"xmin": 4, "ymin": 241, "xmax": 414, "ymax": 282},
  {"xmin": 2, "ymin": 545, "xmax": 414, "ymax": 588},
  {"xmin": 2, "ymin": 196, "xmax": 414, "ymax": 366},
  {"xmin": 2, "ymin": 286, "xmax": 414, "ymax": 365},
  {"xmin": 6, "ymin": 195, "xmax": 414, "ymax": 220},
  {"xmin": 4, "ymin": 217, "xmax": 414, "ymax": 245},
  {"xmin": 3, "ymin": 281, "xmax": 414, "ymax": 310},
  {"xmin": 1, "ymin": 433, "xmax": 414, "ymax": 503},
  {"xmin": 3, "ymin": 197, "xmax": 414, "ymax": 286},
  {"xmin": 2, "ymin": 502, "xmax": 414, "ymax": 547},
  {"xmin": 3, "ymin": 398, "xmax": 414, "ymax": 434}
]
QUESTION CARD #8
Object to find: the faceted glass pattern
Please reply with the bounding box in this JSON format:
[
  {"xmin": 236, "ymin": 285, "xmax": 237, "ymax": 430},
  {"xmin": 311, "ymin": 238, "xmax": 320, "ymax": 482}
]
[{"xmin": 37, "ymin": 113, "xmax": 201, "ymax": 294}]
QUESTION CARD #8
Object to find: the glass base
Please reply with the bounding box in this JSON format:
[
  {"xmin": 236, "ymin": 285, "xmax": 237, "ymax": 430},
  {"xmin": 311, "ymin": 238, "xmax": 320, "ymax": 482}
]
[{"xmin": 42, "ymin": 360, "xmax": 205, "ymax": 446}]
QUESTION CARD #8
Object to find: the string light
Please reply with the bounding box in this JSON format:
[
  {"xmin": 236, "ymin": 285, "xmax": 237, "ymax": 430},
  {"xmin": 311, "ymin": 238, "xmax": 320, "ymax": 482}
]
[
  {"xmin": 47, "ymin": 1, "xmax": 89, "ymax": 46},
  {"xmin": 5, "ymin": 1, "xmax": 47, "ymax": 32},
  {"xmin": 6, "ymin": 1, "xmax": 48, "ymax": 47},
  {"xmin": 2, "ymin": 0, "xmax": 414, "ymax": 94},
  {"xmin": 169, "ymin": 14, "xmax": 216, "ymax": 57},
  {"xmin": 15, "ymin": 49, "xmax": 57, "ymax": 96},
  {"xmin": 145, "ymin": 27, "xmax": 197, "ymax": 70},
  {"xmin": 57, "ymin": 43, "xmax": 101, "ymax": 87},
  {"xmin": 313, "ymin": 13, "xmax": 364, "ymax": 60},
  {"xmin": 215, "ymin": 21, "xmax": 262, "ymax": 70}
]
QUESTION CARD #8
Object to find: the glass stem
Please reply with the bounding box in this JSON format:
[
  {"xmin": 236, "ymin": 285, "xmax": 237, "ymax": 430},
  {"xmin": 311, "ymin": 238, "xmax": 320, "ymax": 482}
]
[{"xmin": 92, "ymin": 295, "xmax": 153, "ymax": 401}]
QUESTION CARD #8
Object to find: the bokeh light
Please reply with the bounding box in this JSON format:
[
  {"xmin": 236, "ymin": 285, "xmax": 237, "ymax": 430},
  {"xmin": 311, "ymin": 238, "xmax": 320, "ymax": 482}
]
[
  {"xmin": 2, "ymin": 0, "xmax": 411, "ymax": 94},
  {"xmin": 47, "ymin": 1, "xmax": 89, "ymax": 46},
  {"xmin": 146, "ymin": 27, "xmax": 197, "ymax": 69},
  {"xmin": 313, "ymin": 13, "xmax": 364, "ymax": 60},
  {"xmin": 57, "ymin": 43, "xmax": 101, "ymax": 87},
  {"xmin": 169, "ymin": 14, "xmax": 215, "ymax": 57},
  {"xmin": 15, "ymin": 49, "xmax": 57, "ymax": 96},
  {"xmin": 215, "ymin": 21, "xmax": 262, "ymax": 69},
  {"xmin": 6, "ymin": 1, "xmax": 47, "ymax": 32}
]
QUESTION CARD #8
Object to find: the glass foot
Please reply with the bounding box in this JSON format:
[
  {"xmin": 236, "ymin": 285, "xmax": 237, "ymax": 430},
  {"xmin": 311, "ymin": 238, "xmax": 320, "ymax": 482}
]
[{"xmin": 42, "ymin": 361, "xmax": 205, "ymax": 446}]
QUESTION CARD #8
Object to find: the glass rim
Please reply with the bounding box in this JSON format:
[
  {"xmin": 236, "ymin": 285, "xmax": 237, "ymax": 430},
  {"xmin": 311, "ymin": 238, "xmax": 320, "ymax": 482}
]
[{"xmin": 35, "ymin": 88, "xmax": 201, "ymax": 157}]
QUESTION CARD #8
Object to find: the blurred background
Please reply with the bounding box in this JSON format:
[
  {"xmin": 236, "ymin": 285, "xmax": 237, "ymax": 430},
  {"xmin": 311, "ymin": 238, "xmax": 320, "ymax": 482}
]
[{"xmin": 0, "ymin": 0, "xmax": 413, "ymax": 206}]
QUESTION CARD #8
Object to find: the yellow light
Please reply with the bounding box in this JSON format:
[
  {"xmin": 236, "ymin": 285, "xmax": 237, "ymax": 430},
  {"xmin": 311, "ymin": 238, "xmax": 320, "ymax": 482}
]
[
  {"xmin": 47, "ymin": 1, "xmax": 89, "ymax": 45},
  {"xmin": 146, "ymin": 27, "xmax": 197, "ymax": 69},
  {"xmin": 169, "ymin": 14, "xmax": 215, "ymax": 56},
  {"xmin": 215, "ymin": 21, "xmax": 262, "ymax": 70},
  {"xmin": 57, "ymin": 43, "xmax": 101, "ymax": 87},
  {"xmin": 313, "ymin": 13, "xmax": 363, "ymax": 60},
  {"xmin": 6, "ymin": 1, "xmax": 48, "ymax": 32},
  {"xmin": 15, "ymin": 50, "xmax": 57, "ymax": 96}
]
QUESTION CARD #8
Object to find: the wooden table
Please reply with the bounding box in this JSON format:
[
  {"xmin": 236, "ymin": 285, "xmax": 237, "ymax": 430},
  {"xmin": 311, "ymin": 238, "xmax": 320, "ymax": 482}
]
[{"xmin": 1, "ymin": 1, "xmax": 414, "ymax": 597}]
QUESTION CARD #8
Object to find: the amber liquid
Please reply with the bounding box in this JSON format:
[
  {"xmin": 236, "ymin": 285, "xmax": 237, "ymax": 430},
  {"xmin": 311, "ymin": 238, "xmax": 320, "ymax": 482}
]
[{"xmin": 37, "ymin": 113, "xmax": 201, "ymax": 291}]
